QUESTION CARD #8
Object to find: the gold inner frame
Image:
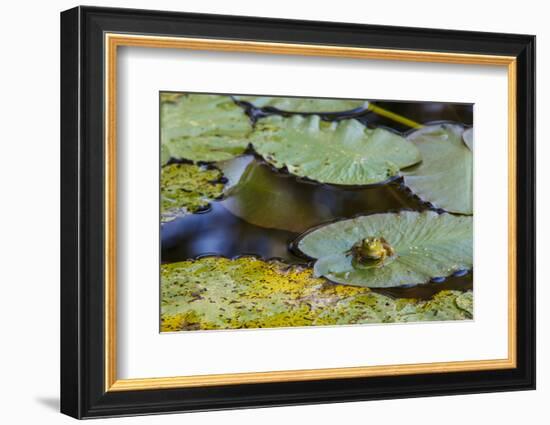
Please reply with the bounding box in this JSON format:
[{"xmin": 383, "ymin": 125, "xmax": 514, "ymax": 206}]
[{"xmin": 104, "ymin": 33, "xmax": 517, "ymax": 392}]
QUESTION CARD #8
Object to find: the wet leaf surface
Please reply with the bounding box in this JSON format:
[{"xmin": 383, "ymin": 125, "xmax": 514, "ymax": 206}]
[
  {"xmin": 161, "ymin": 257, "xmax": 472, "ymax": 331},
  {"xmin": 161, "ymin": 94, "xmax": 252, "ymax": 162},
  {"xmin": 295, "ymin": 210, "xmax": 473, "ymax": 288},
  {"xmin": 403, "ymin": 123, "xmax": 473, "ymax": 214},
  {"xmin": 249, "ymin": 115, "xmax": 421, "ymax": 185}
]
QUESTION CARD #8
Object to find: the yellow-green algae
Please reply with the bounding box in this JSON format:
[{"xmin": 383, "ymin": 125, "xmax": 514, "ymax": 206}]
[
  {"xmin": 161, "ymin": 163, "xmax": 224, "ymax": 222},
  {"xmin": 161, "ymin": 257, "xmax": 473, "ymax": 332}
]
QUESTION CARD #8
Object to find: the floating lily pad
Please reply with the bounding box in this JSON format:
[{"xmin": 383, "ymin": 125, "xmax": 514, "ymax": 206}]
[
  {"xmin": 234, "ymin": 95, "xmax": 368, "ymax": 113},
  {"xmin": 160, "ymin": 92, "xmax": 184, "ymax": 104},
  {"xmin": 161, "ymin": 163, "xmax": 224, "ymax": 222},
  {"xmin": 248, "ymin": 115, "xmax": 421, "ymax": 185},
  {"xmin": 455, "ymin": 290, "xmax": 473, "ymax": 315},
  {"xmin": 160, "ymin": 256, "xmax": 473, "ymax": 331},
  {"xmin": 295, "ymin": 210, "xmax": 473, "ymax": 288},
  {"xmin": 403, "ymin": 124, "xmax": 473, "ymax": 214},
  {"xmin": 160, "ymin": 144, "xmax": 171, "ymax": 166},
  {"xmin": 161, "ymin": 93, "xmax": 252, "ymax": 162}
]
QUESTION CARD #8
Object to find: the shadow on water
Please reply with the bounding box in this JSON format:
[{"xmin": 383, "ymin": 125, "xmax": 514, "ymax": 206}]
[{"xmin": 161, "ymin": 158, "xmax": 471, "ymax": 299}]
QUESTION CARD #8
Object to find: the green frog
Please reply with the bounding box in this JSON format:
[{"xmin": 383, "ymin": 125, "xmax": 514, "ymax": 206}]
[{"xmin": 349, "ymin": 237, "xmax": 395, "ymax": 269}]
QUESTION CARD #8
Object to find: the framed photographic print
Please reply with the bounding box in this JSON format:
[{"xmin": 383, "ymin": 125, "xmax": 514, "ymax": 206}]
[{"xmin": 60, "ymin": 6, "xmax": 536, "ymax": 419}]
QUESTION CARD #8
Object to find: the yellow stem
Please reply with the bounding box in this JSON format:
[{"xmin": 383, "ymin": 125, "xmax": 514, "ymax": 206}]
[{"xmin": 367, "ymin": 103, "xmax": 424, "ymax": 129}]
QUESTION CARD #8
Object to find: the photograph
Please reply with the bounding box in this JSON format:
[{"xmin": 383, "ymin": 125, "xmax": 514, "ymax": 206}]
[
  {"xmin": 56, "ymin": 4, "xmax": 536, "ymax": 419},
  {"xmin": 159, "ymin": 93, "xmax": 474, "ymax": 332}
]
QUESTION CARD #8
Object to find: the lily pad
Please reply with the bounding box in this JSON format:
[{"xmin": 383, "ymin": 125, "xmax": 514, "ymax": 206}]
[
  {"xmin": 462, "ymin": 127, "xmax": 474, "ymax": 150},
  {"xmin": 161, "ymin": 93, "xmax": 252, "ymax": 162},
  {"xmin": 160, "ymin": 144, "xmax": 171, "ymax": 166},
  {"xmin": 160, "ymin": 92, "xmax": 184, "ymax": 104},
  {"xmin": 249, "ymin": 115, "xmax": 421, "ymax": 185},
  {"xmin": 160, "ymin": 256, "xmax": 473, "ymax": 331},
  {"xmin": 161, "ymin": 163, "xmax": 224, "ymax": 222},
  {"xmin": 234, "ymin": 95, "xmax": 368, "ymax": 113},
  {"xmin": 403, "ymin": 124, "xmax": 473, "ymax": 214},
  {"xmin": 455, "ymin": 290, "xmax": 473, "ymax": 315},
  {"xmin": 220, "ymin": 157, "xmax": 325, "ymax": 232},
  {"xmin": 295, "ymin": 210, "xmax": 473, "ymax": 288}
]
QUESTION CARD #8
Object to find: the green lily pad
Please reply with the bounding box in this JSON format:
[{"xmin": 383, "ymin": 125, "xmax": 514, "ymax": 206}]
[
  {"xmin": 160, "ymin": 144, "xmax": 171, "ymax": 166},
  {"xmin": 234, "ymin": 95, "xmax": 368, "ymax": 113},
  {"xmin": 295, "ymin": 210, "xmax": 473, "ymax": 288},
  {"xmin": 161, "ymin": 93, "xmax": 252, "ymax": 162},
  {"xmin": 455, "ymin": 290, "xmax": 473, "ymax": 315},
  {"xmin": 403, "ymin": 124, "xmax": 473, "ymax": 214},
  {"xmin": 161, "ymin": 163, "xmax": 224, "ymax": 222},
  {"xmin": 249, "ymin": 115, "xmax": 421, "ymax": 185},
  {"xmin": 160, "ymin": 256, "xmax": 473, "ymax": 331},
  {"xmin": 160, "ymin": 92, "xmax": 184, "ymax": 104}
]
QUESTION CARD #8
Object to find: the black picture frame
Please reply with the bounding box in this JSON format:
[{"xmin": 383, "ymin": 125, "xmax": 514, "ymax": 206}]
[{"xmin": 61, "ymin": 5, "xmax": 535, "ymax": 419}]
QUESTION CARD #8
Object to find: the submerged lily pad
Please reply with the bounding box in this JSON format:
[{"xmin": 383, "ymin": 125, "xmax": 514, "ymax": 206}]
[
  {"xmin": 161, "ymin": 163, "xmax": 224, "ymax": 222},
  {"xmin": 248, "ymin": 115, "xmax": 421, "ymax": 185},
  {"xmin": 220, "ymin": 157, "xmax": 324, "ymax": 233},
  {"xmin": 295, "ymin": 210, "xmax": 473, "ymax": 288},
  {"xmin": 218, "ymin": 156, "xmax": 415, "ymax": 233},
  {"xmin": 161, "ymin": 93, "xmax": 252, "ymax": 162},
  {"xmin": 234, "ymin": 95, "xmax": 368, "ymax": 113},
  {"xmin": 403, "ymin": 124, "xmax": 473, "ymax": 214},
  {"xmin": 160, "ymin": 256, "xmax": 473, "ymax": 331}
]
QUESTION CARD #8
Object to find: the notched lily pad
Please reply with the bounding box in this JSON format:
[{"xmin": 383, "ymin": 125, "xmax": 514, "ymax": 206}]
[
  {"xmin": 403, "ymin": 123, "xmax": 473, "ymax": 214},
  {"xmin": 161, "ymin": 163, "xmax": 224, "ymax": 222},
  {"xmin": 160, "ymin": 257, "xmax": 473, "ymax": 331},
  {"xmin": 161, "ymin": 93, "xmax": 252, "ymax": 162},
  {"xmin": 295, "ymin": 210, "xmax": 473, "ymax": 288},
  {"xmin": 249, "ymin": 115, "xmax": 421, "ymax": 185},
  {"xmin": 234, "ymin": 95, "xmax": 368, "ymax": 113}
]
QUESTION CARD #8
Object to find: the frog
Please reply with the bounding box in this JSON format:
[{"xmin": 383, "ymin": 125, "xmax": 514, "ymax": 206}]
[{"xmin": 349, "ymin": 236, "xmax": 395, "ymax": 269}]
